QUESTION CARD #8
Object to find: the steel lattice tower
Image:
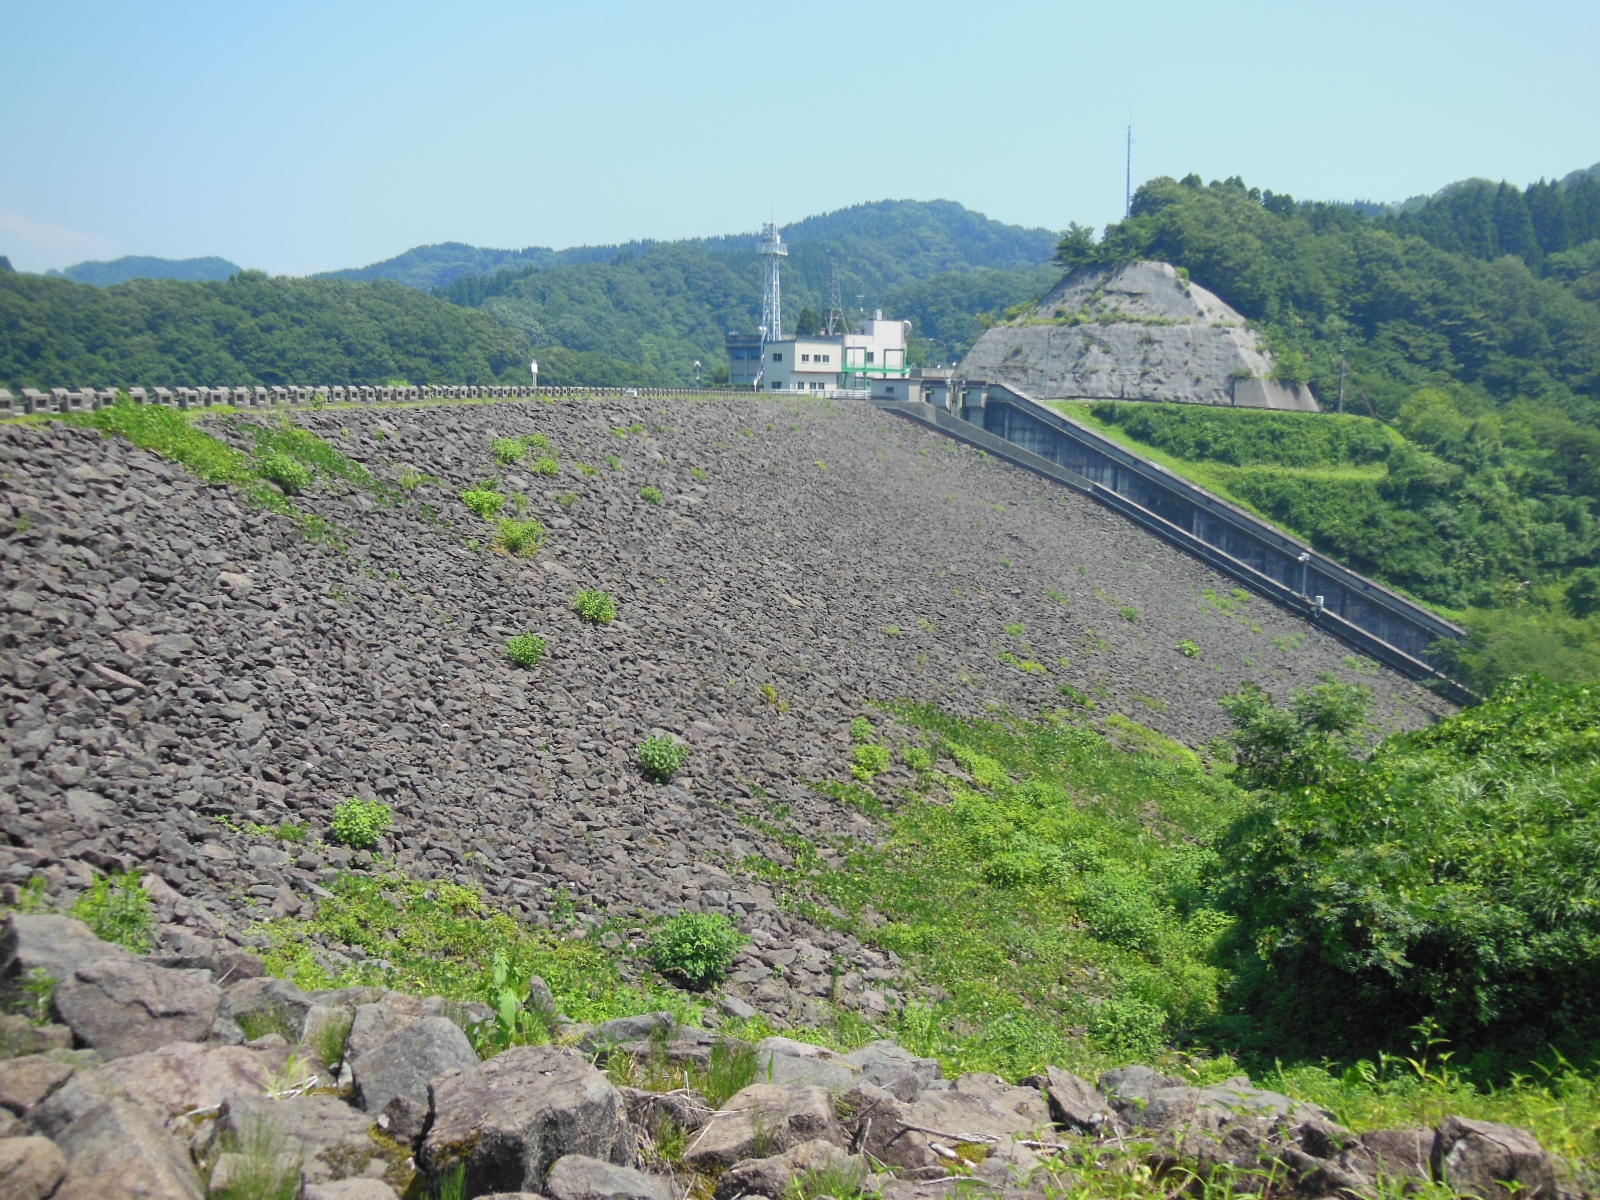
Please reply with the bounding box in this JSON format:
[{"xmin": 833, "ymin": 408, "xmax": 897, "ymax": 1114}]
[
  {"xmin": 825, "ymin": 260, "xmax": 844, "ymax": 336},
  {"xmin": 759, "ymin": 222, "xmax": 787, "ymax": 345}
]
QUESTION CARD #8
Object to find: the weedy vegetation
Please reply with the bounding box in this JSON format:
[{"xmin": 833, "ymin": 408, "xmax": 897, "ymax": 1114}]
[{"xmin": 329, "ymin": 797, "xmax": 392, "ymax": 850}]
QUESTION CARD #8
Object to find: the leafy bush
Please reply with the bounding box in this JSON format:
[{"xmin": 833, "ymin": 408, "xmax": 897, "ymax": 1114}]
[
  {"xmin": 639, "ymin": 486, "xmax": 663, "ymax": 505},
  {"xmin": 529, "ymin": 455, "xmax": 560, "ymax": 476},
  {"xmin": 638, "ymin": 735, "xmax": 690, "ymax": 782},
  {"xmin": 1218, "ymin": 673, "xmax": 1372, "ymax": 790},
  {"xmin": 70, "ymin": 871, "xmax": 155, "ymax": 952},
  {"xmin": 572, "ymin": 587, "xmax": 617, "ymax": 624},
  {"xmin": 505, "ymin": 632, "xmax": 546, "ymax": 668},
  {"xmin": 495, "ymin": 517, "xmax": 546, "ymax": 556},
  {"xmin": 329, "ymin": 797, "xmax": 392, "ymax": 850},
  {"xmin": 850, "ymin": 743, "xmax": 893, "ymax": 781},
  {"xmin": 644, "ymin": 912, "xmax": 746, "ymax": 990},
  {"xmin": 849, "ymin": 716, "xmax": 875, "ymax": 743},
  {"xmin": 461, "ymin": 484, "xmax": 506, "ymax": 519},
  {"xmin": 1214, "ymin": 676, "xmax": 1600, "ymax": 1053},
  {"xmin": 257, "ymin": 451, "xmax": 312, "ymax": 495},
  {"xmin": 492, "ymin": 437, "xmax": 527, "ymax": 465},
  {"xmin": 1176, "ymin": 639, "xmax": 1202, "ymax": 658}
]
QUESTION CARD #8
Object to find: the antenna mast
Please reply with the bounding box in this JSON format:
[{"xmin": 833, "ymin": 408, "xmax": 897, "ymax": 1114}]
[
  {"xmin": 825, "ymin": 260, "xmax": 844, "ymax": 336},
  {"xmin": 1124, "ymin": 121, "xmax": 1133, "ymax": 217},
  {"xmin": 759, "ymin": 222, "xmax": 787, "ymax": 345}
]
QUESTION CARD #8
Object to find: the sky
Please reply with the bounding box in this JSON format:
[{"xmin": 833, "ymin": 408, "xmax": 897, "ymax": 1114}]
[{"xmin": 4, "ymin": 0, "xmax": 1597, "ymax": 277}]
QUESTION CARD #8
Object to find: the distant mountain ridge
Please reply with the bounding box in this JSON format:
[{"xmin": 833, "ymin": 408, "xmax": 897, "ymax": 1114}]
[
  {"xmin": 316, "ymin": 199, "xmax": 1057, "ymax": 295},
  {"xmin": 428, "ymin": 199, "xmax": 1059, "ymax": 378},
  {"xmin": 48, "ymin": 255, "xmax": 241, "ymax": 286}
]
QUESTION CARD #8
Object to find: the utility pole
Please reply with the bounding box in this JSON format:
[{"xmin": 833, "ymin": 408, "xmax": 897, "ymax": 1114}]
[{"xmin": 1337, "ymin": 335, "xmax": 1348, "ymax": 415}]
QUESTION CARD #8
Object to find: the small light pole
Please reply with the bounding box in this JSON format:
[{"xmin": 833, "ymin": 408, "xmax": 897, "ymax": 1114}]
[
  {"xmin": 530, "ymin": 359, "xmax": 539, "ymax": 390},
  {"xmin": 1297, "ymin": 551, "xmax": 1311, "ymax": 597},
  {"xmin": 693, "ymin": 360, "xmax": 702, "ymax": 389}
]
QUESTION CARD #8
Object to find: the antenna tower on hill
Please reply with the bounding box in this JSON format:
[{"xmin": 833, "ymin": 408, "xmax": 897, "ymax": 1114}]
[
  {"xmin": 1125, "ymin": 122, "xmax": 1134, "ymax": 217},
  {"xmin": 825, "ymin": 260, "xmax": 845, "ymax": 336},
  {"xmin": 759, "ymin": 222, "xmax": 787, "ymax": 344}
]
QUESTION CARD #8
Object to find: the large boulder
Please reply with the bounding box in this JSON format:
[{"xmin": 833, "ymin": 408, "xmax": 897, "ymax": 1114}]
[
  {"xmin": 712, "ymin": 1138, "xmax": 865, "ymax": 1200},
  {"xmin": 50, "ymin": 1099, "xmax": 204, "ymax": 1199},
  {"xmin": 0, "ymin": 1055, "xmax": 76, "ymax": 1119},
  {"xmin": 862, "ymin": 1072, "xmax": 1051, "ymax": 1172},
  {"xmin": 683, "ymin": 1083, "xmax": 846, "ymax": 1170},
  {"xmin": 224, "ymin": 975, "xmax": 319, "ymax": 1040},
  {"xmin": 754, "ymin": 1036, "xmax": 862, "ymax": 1091},
  {"xmin": 211, "ymin": 1092, "xmax": 415, "ymax": 1192},
  {"xmin": 0, "ymin": 1135, "xmax": 68, "ymax": 1200},
  {"xmin": 51, "ymin": 958, "xmax": 222, "ymax": 1059},
  {"xmin": 1432, "ymin": 1116, "xmax": 1560, "ymax": 1200},
  {"xmin": 842, "ymin": 1040, "xmax": 946, "ymax": 1102},
  {"xmin": 421, "ymin": 1044, "xmax": 633, "ymax": 1195},
  {"xmin": 29, "ymin": 1041, "xmax": 276, "ymax": 1138},
  {"xmin": 546, "ymin": 1152, "xmax": 677, "ymax": 1200},
  {"xmin": 1036, "ymin": 1066, "xmax": 1123, "ymax": 1136},
  {"xmin": 350, "ymin": 1014, "xmax": 479, "ymax": 1143},
  {"xmin": 0, "ymin": 915, "xmax": 132, "ymax": 1006}
]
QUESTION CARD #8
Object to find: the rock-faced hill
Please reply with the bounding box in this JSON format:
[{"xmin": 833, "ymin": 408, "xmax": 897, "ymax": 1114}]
[
  {"xmin": 959, "ymin": 261, "xmax": 1319, "ymax": 410},
  {"xmin": 0, "ymin": 395, "xmax": 1447, "ymax": 1019}
]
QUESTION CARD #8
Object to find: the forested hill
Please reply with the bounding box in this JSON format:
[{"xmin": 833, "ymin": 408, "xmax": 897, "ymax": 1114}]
[
  {"xmin": 327, "ymin": 200, "xmax": 1055, "ymax": 297},
  {"xmin": 1066, "ymin": 171, "xmax": 1600, "ymax": 422},
  {"xmin": 1057, "ymin": 169, "xmax": 1600, "ymax": 688},
  {"xmin": 0, "ymin": 270, "xmax": 535, "ymax": 389},
  {"xmin": 432, "ymin": 199, "xmax": 1057, "ymax": 378},
  {"xmin": 1375, "ymin": 165, "xmax": 1600, "ymax": 277},
  {"xmin": 313, "ymin": 242, "xmax": 621, "ymax": 290},
  {"xmin": 46, "ymin": 254, "xmax": 243, "ymax": 286}
]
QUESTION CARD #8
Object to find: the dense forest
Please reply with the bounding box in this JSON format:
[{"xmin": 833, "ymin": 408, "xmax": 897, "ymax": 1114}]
[
  {"xmin": 1053, "ymin": 165, "xmax": 1600, "ymax": 688},
  {"xmin": 3, "ymin": 200, "xmax": 1058, "ymax": 390},
  {"xmin": 0, "ymin": 270, "xmax": 535, "ymax": 388}
]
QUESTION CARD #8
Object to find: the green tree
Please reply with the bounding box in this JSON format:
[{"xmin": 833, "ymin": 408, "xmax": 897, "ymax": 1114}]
[{"xmin": 1052, "ymin": 222, "xmax": 1100, "ymax": 270}]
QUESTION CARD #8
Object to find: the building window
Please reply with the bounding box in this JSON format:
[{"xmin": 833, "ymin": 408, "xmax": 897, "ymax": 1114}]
[
  {"xmin": 886, "ymin": 384, "xmax": 896, "ymax": 393},
  {"xmin": 866, "ymin": 351, "xmax": 876, "ymax": 363},
  {"xmin": 801, "ymin": 353, "xmax": 810, "ymax": 362},
  {"xmin": 771, "ymin": 352, "xmax": 783, "ymax": 362},
  {"xmin": 769, "ymin": 380, "xmax": 782, "ymax": 389},
  {"xmin": 819, "ymin": 354, "xmax": 830, "ymax": 362}
]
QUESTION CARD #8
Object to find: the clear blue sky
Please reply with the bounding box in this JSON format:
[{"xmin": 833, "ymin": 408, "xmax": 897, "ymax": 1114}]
[{"xmin": 4, "ymin": 0, "xmax": 1596, "ymax": 276}]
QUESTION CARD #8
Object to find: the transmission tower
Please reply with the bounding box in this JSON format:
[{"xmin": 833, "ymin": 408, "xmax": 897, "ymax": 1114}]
[
  {"xmin": 759, "ymin": 222, "xmax": 787, "ymax": 345},
  {"xmin": 825, "ymin": 260, "xmax": 845, "ymax": 336}
]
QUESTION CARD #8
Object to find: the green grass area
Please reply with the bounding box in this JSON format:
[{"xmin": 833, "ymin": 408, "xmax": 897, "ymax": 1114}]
[
  {"xmin": 733, "ymin": 691, "xmax": 1600, "ymax": 1167},
  {"xmin": 259, "ymin": 873, "xmax": 699, "ymax": 1028},
  {"xmin": 58, "ymin": 399, "xmax": 404, "ymax": 547}
]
